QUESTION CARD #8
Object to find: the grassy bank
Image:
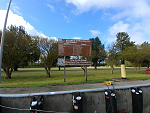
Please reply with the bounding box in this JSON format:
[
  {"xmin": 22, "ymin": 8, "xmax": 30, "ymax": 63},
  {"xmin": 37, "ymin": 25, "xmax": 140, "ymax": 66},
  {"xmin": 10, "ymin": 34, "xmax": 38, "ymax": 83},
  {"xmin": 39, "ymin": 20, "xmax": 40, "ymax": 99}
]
[{"xmin": 0, "ymin": 67, "xmax": 149, "ymax": 88}]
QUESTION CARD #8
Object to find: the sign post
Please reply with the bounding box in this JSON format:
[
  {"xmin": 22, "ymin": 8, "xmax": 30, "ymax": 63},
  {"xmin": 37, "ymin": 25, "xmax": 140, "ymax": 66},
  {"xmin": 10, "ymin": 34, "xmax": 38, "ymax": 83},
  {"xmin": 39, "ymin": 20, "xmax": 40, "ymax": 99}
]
[
  {"xmin": 85, "ymin": 66, "xmax": 87, "ymax": 82},
  {"xmin": 64, "ymin": 56, "xmax": 65, "ymax": 82}
]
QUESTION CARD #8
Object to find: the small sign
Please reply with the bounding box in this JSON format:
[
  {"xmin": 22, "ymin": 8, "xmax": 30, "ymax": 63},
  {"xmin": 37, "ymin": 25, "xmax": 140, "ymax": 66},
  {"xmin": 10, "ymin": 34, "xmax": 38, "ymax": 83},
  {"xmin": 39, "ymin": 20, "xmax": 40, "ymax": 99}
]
[{"xmin": 58, "ymin": 58, "xmax": 65, "ymax": 66}]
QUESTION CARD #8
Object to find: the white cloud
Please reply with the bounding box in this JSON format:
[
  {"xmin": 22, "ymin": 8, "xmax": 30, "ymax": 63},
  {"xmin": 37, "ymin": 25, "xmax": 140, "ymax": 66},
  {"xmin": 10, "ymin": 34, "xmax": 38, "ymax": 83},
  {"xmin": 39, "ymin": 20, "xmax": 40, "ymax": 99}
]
[
  {"xmin": 108, "ymin": 21, "xmax": 130, "ymax": 37},
  {"xmin": 66, "ymin": 0, "xmax": 150, "ymax": 20},
  {"xmin": 106, "ymin": 20, "xmax": 149, "ymax": 44},
  {"xmin": 0, "ymin": 10, "xmax": 47, "ymax": 37},
  {"xmin": 132, "ymin": 0, "xmax": 150, "ymax": 18},
  {"xmin": 111, "ymin": 0, "xmax": 150, "ymax": 21},
  {"xmin": 73, "ymin": 36, "xmax": 81, "ymax": 39},
  {"xmin": 66, "ymin": 0, "xmax": 150, "ymax": 44},
  {"xmin": 90, "ymin": 30, "xmax": 101, "ymax": 36},
  {"xmin": 106, "ymin": 21, "xmax": 131, "ymax": 43},
  {"xmin": 130, "ymin": 32, "xmax": 145, "ymax": 44},
  {"xmin": 47, "ymin": 4, "xmax": 55, "ymax": 12},
  {"xmin": 50, "ymin": 37, "xmax": 57, "ymax": 41},
  {"xmin": 11, "ymin": 3, "xmax": 22, "ymax": 15},
  {"xmin": 66, "ymin": 0, "xmax": 135, "ymax": 14}
]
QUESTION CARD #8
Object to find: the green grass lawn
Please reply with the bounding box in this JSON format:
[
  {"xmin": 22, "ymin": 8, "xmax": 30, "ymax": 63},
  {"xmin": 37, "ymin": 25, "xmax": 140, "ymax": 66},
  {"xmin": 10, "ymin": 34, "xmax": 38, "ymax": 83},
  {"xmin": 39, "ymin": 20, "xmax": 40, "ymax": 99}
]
[{"xmin": 0, "ymin": 67, "xmax": 149, "ymax": 88}]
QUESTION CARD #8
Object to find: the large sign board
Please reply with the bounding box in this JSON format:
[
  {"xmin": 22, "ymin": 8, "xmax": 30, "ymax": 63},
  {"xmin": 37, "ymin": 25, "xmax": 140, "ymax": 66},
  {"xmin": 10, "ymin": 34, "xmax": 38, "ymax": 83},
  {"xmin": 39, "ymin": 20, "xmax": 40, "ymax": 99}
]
[
  {"xmin": 58, "ymin": 39, "xmax": 92, "ymax": 56},
  {"xmin": 65, "ymin": 59, "xmax": 92, "ymax": 66}
]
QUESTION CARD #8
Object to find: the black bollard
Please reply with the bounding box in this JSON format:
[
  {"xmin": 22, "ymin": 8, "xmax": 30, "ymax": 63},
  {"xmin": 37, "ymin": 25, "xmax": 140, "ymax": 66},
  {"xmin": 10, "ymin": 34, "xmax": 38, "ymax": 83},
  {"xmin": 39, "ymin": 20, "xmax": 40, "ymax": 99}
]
[
  {"xmin": 105, "ymin": 89, "xmax": 117, "ymax": 113},
  {"xmin": 30, "ymin": 95, "xmax": 43, "ymax": 113},
  {"xmin": 0, "ymin": 97, "xmax": 1, "ymax": 113},
  {"xmin": 131, "ymin": 87, "xmax": 143, "ymax": 113},
  {"xmin": 73, "ymin": 92, "xmax": 83, "ymax": 113}
]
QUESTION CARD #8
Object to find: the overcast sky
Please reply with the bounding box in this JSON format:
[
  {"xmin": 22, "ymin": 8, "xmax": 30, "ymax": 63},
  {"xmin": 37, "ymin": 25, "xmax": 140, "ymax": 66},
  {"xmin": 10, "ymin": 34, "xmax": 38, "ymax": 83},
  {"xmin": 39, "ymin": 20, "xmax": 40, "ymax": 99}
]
[{"xmin": 0, "ymin": 0, "xmax": 150, "ymax": 46}]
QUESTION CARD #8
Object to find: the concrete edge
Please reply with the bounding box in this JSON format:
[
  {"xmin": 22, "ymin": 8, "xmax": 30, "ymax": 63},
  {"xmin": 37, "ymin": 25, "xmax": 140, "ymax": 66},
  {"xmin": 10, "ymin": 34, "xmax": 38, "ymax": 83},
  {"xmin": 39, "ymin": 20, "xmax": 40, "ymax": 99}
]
[{"xmin": 1, "ymin": 83, "xmax": 150, "ymax": 98}]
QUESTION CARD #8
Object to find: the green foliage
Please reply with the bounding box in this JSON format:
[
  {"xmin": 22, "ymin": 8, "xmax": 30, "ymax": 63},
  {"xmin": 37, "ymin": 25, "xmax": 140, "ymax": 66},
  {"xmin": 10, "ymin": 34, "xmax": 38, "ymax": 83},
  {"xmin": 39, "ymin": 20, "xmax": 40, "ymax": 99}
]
[
  {"xmin": 141, "ymin": 42, "xmax": 150, "ymax": 68},
  {"xmin": 125, "ymin": 61, "xmax": 132, "ymax": 67},
  {"xmin": 90, "ymin": 37, "xmax": 106, "ymax": 69},
  {"xmin": 122, "ymin": 44, "xmax": 150, "ymax": 72},
  {"xmin": 27, "ymin": 36, "xmax": 41, "ymax": 64},
  {"xmin": 2, "ymin": 29, "xmax": 29, "ymax": 78},
  {"xmin": 1, "ymin": 25, "xmax": 41, "ymax": 78},
  {"xmin": 115, "ymin": 32, "xmax": 135, "ymax": 64}
]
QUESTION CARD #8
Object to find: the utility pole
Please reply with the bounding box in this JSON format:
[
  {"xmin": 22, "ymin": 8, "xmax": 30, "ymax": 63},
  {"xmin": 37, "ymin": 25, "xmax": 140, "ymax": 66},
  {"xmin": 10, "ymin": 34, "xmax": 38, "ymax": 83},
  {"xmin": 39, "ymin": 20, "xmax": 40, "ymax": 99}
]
[{"xmin": 0, "ymin": 0, "xmax": 12, "ymax": 84}]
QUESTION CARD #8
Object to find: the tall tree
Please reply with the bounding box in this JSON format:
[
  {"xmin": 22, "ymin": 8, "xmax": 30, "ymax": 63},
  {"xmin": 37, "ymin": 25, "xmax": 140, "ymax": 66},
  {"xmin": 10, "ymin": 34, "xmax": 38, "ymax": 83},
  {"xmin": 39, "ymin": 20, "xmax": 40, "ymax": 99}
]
[
  {"xmin": 115, "ymin": 32, "xmax": 135, "ymax": 64},
  {"xmin": 7, "ymin": 25, "xmax": 29, "ymax": 71},
  {"xmin": 40, "ymin": 38, "xmax": 58, "ymax": 77},
  {"xmin": 7, "ymin": 25, "xmax": 41, "ymax": 69},
  {"xmin": 90, "ymin": 37, "xmax": 106, "ymax": 69},
  {"xmin": 1, "ymin": 30, "xmax": 29, "ymax": 78}
]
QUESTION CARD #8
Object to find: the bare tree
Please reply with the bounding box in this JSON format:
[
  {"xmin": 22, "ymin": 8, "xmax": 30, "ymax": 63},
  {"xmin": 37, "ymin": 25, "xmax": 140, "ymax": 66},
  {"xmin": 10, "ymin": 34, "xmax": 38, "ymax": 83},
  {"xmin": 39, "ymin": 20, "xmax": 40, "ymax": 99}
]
[
  {"xmin": 40, "ymin": 38, "xmax": 58, "ymax": 77},
  {"xmin": 106, "ymin": 44, "xmax": 119, "ymax": 74}
]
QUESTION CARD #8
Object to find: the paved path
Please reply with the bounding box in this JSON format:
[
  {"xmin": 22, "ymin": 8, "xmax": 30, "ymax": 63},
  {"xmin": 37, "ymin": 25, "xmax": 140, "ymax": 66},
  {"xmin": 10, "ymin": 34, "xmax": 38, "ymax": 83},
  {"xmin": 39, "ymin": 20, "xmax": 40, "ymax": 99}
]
[{"xmin": 0, "ymin": 79, "xmax": 150, "ymax": 94}]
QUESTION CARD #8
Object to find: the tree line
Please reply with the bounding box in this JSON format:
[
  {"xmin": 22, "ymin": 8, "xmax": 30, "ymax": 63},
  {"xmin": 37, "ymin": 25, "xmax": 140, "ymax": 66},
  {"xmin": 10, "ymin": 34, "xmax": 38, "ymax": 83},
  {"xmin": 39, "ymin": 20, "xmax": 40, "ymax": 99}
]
[
  {"xmin": 0, "ymin": 25, "xmax": 58, "ymax": 79},
  {"xmin": 0, "ymin": 25, "xmax": 150, "ymax": 79},
  {"xmin": 107, "ymin": 32, "xmax": 150, "ymax": 74}
]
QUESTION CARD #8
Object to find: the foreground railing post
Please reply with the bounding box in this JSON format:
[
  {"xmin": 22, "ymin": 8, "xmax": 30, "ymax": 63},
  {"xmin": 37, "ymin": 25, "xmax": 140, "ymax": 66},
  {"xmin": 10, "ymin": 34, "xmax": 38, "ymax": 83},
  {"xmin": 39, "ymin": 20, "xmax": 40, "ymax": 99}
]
[{"xmin": 0, "ymin": 0, "xmax": 12, "ymax": 84}]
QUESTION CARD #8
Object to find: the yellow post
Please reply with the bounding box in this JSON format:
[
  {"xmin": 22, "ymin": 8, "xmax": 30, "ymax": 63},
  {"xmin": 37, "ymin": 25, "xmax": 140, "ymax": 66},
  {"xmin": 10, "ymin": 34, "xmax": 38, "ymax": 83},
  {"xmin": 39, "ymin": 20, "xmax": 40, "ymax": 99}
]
[{"xmin": 121, "ymin": 64, "xmax": 126, "ymax": 79}]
